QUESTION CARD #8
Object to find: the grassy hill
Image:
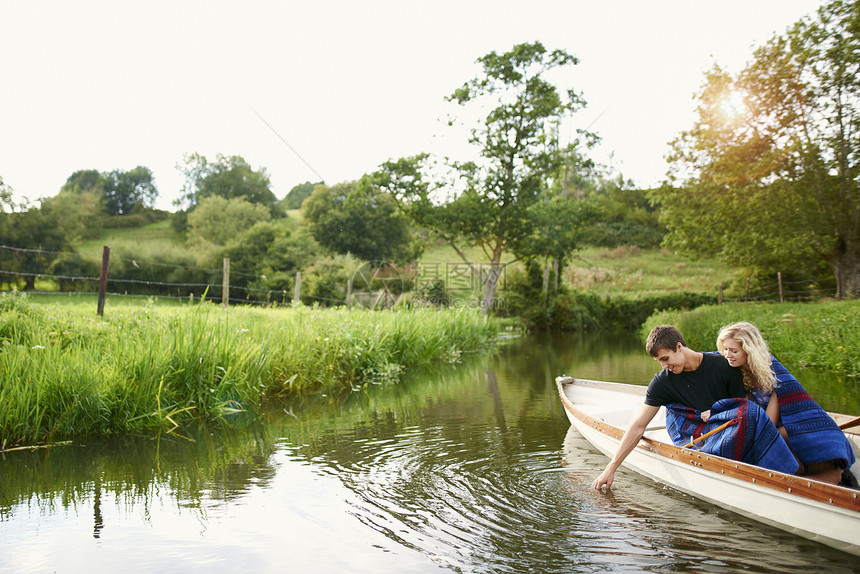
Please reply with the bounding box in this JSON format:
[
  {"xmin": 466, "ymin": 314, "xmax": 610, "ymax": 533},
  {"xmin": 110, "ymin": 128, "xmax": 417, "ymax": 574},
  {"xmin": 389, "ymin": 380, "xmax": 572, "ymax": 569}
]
[
  {"xmin": 71, "ymin": 218, "xmax": 733, "ymax": 300},
  {"xmin": 78, "ymin": 218, "xmax": 185, "ymax": 261},
  {"xmin": 421, "ymin": 241, "xmax": 732, "ymax": 299}
]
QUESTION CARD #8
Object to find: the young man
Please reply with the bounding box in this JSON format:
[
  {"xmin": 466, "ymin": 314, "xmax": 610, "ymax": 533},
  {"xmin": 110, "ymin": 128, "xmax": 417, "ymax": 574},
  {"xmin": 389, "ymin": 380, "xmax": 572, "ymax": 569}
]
[{"xmin": 591, "ymin": 325, "xmax": 746, "ymax": 490}]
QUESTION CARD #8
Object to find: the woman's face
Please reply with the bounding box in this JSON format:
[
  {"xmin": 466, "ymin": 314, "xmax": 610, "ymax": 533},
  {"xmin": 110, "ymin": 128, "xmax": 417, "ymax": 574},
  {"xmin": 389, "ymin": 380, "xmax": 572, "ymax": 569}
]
[{"xmin": 722, "ymin": 338, "xmax": 748, "ymax": 368}]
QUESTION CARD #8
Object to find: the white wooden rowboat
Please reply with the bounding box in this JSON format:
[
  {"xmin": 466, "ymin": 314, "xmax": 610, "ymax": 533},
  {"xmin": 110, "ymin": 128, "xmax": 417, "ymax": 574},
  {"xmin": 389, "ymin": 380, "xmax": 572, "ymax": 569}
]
[{"xmin": 556, "ymin": 376, "xmax": 860, "ymax": 556}]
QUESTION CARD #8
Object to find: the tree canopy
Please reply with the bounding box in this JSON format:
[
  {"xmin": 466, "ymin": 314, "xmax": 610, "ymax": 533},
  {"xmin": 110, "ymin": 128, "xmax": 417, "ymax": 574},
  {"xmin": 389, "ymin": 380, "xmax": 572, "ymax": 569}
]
[
  {"xmin": 177, "ymin": 153, "xmax": 278, "ymax": 212},
  {"xmin": 655, "ymin": 0, "xmax": 860, "ymax": 297},
  {"xmin": 376, "ymin": 41, "xmax": 594, "ymax": 311},
  {"xmin": 282, "ymin": 180, "xmax": 323, "ymax": 210},
  {"xmin": 102, "ymin": 166, "xmax": 158, "ymax": 215},
  {"xmin": 55, "ymin": 166, "xmax": 158, "ymax": 216},
  {"xmin": 301, "ymin": 177, "xmax": 420, "ymax": 264},
  {"xmin": 186, "ymin": 196, "xmax": 273, "ymax": 262}
]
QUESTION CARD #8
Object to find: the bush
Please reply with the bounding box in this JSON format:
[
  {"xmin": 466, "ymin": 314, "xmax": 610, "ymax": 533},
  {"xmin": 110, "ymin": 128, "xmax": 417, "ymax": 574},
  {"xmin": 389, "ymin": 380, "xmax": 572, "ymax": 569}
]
[
  {"xmin": 300, "ymin": 254, "xmax": 359, "ymax": 307},
  {"xmin": 49, "ymin": 252, "xmax": 101, "ymax": 292},
  {"xmin": 502, "ymin": 261, "xmax": 715, "ymax": 331},
  {"xmin": 416, "ymin": 280, "xmax": 450, "ymax": 307}
]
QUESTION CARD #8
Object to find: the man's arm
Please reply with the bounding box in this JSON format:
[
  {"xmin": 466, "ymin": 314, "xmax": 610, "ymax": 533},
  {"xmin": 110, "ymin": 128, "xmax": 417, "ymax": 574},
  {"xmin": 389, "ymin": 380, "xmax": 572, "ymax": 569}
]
[{"xmin": 591, "ymin": 404, "xmax": 659, "ymax": 491}]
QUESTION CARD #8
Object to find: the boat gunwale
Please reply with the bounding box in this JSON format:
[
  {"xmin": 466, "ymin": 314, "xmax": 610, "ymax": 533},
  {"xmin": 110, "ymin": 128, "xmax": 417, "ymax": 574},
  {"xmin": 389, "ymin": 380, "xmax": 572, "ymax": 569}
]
[{"xmin": 556, "ymin": 376, "xmax": 860, "ymax": 513}]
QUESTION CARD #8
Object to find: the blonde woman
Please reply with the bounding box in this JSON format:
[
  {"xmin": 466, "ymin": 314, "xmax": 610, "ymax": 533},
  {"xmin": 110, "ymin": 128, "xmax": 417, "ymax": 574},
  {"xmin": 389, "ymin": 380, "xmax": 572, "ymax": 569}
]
[
  {"xmin": 716, "ymin": 322, "xmax": 781, "ymax": 433},
  {"xmin": 715, "ymin": 322, "xmax": 856, "ymax": 487}
]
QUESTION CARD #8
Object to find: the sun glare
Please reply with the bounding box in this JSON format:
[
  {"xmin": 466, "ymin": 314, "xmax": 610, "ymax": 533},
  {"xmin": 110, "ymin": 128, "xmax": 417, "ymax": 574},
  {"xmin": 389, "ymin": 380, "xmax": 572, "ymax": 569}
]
[{"xmin": 718, "ymin": 90, "xmax": 747, "ymax": 121}]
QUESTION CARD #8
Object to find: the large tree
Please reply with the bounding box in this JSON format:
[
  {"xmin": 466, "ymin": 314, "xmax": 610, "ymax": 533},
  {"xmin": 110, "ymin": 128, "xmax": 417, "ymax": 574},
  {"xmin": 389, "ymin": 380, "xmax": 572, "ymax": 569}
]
[
  {"xmin": 282, "ymin": 180, "xmax": 323, "ymax": 210},
  {"xmin": 57, "ymin": 167, "xmax": 157, "ymax": 217},
  {"xmin": 186, "ymin": 195, "xmax": 272, "ymax": 262},
  {"xmin": 302, "ymin": 177, "xmax": 419, "ymax": 264},
  {"xmin": 0, "ymin": 202, "xmax": 69, "ymax": 290},
  {"xmin": 376, "ymin": 42, "xmax": 593, "ymax": 312},
  {"xmin": 656, "ymin": 0, "xmax": 860, "ymax": 298},
  {"xmin": 177, "ymin": 153, "xmax": 278, "ymax": 212},
  {"xmin": 61, "ymin": 169, "xmax": 106, "ymax": 195},
  {"xmin": 102, "ymin": 166, "xmax": 158, "ymax": 215}
]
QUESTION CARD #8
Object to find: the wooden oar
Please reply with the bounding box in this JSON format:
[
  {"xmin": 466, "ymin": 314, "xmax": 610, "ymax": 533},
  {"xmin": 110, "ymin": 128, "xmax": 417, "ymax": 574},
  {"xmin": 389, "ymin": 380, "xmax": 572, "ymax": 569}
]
[
  {"xmin": 838, "ymin": 416, "xmax": 860, "ymax": 431},
  {"xmin": 682, "ymin": 418, "xmax": 738, "ymax": 449}
]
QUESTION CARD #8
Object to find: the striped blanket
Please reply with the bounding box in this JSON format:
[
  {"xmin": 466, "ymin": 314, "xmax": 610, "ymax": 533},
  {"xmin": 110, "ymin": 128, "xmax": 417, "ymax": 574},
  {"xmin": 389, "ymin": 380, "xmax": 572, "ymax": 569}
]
[
  {"xmin": 665, "ymin": 398, "xmax": 799, "ymax": 474},
  {"xmin": 771, "ymin": 356, "xmax": 855, "ymax": 469}
]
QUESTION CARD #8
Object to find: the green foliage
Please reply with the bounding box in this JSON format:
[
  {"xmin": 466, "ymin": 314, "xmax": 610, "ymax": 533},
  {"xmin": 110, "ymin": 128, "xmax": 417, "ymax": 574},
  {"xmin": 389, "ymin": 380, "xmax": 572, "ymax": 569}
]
[
  {"xmin": 302, "ymin": 177, "xmax": 420, "ymax": 264},
  {"xmin": 186, "ymin": 196, "xmax": 272, "ymax": 260},
  {"xmin": 61, "ymin": 169, "xmax": 105, "ymax": 195},
  {"xmin": 0, "ymin": 204, "xmax": 72, "ymax": 290},
  {"xmin": 282, "ymin": 180, "xmax": 323, "ymax": 210},
  {"xmin": 54, "ymin": 166, "xmax": 159, "ymax": 217},
  {"xmin": 376, "ymin": 41, "xmax": 595, "ymax": 312},
  {"xmin": 48, "ymin": 252, "xmax": 100, "ymax": 292},
  {"xmin": 660, "ymin": 0, "xmax": 860, "ymax": 297},
  {"xmin": 176, "ymin": 152, "xmax": 279, "ymax": 214},
  {"xmin": 642, "ymin": 299, "xmax": 860, "ymax": 377},
  {"xmin": 221, "ymin": 220, "xmax": 323, "ymax": 299},
  {"xmin": 40, "ymin": 190, "xmax": 104, "ymax": 241},
  {"xmin": 108, "ymin": 245, "xmax": 212, "ymax": 297},
  {"xmin": 581, "ymin": 178, "xmax": 665, "ymax": 248},
  {"xmin": 0, "ymin": 294, "xmax": 502, "ymax": 446},
  {"xmin": 416, "ymin": 280, "xmax": 450, "ymax": 307},
  {"xmin": 299, "ymin": 254, "xmax": 361, "ymax": 306},
  {"xmin": 102, "ymin": 166, "xmax": 158, "ymax": 216},
  {"xmin": 503, "ymin": 260, "xmax": 715, "ymax": 331}
]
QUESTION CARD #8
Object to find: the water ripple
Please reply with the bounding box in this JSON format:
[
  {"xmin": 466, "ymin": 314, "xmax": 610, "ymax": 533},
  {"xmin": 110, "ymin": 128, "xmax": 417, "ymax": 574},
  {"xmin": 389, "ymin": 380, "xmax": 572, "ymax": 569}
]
[{"xmin": 310, "ymin": 423, "xmax": 858, "ymax": 573}]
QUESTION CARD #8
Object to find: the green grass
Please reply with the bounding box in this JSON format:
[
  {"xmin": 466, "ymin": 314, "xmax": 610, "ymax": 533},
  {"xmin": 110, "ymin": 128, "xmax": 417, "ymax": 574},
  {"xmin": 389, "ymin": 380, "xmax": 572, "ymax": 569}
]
[
  {"xmin": 0, "ymin": 293, "xmax": 502, "ymax": 447},
  {"xmin": 421, "ymin": 239, "xmax": 733, "ymax": 299},
  {"xmin": 77, "ymin": 219, "xmax": 186, "ymax": 261},
  {"xmin": 644, "ymin": 299, "xmax": 860, "ymax": 376},
  {"xmin": 566, "ymin": 246, "xmax": 734, "ymax": 297}
]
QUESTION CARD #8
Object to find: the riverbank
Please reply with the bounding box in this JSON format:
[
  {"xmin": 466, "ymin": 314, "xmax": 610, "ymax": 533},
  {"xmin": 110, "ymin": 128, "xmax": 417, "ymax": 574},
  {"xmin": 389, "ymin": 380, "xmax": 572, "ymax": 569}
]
[
  {"xmin": 0, "ymin": 293, "xmax": 503, "ymax": 448},
  {"xmin": 643, "ymin": 299, "xmax": 860, "ymax": 377}
]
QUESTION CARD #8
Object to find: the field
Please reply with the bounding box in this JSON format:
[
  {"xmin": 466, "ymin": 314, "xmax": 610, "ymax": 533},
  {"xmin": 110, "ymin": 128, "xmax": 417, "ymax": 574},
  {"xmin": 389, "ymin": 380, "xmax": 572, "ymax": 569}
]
[
  {"xmin": 77, "ymin": 218, "xmax": 185, "ymax": 261},
  {"xmin": 0, "ymin": 293, "xmax": 502, "ymax": 447},
  {"xmin": 564, "ymin": 245, "xmax": 733, "ymax": 297},
  {"xmin": 645, "ymin": 299, "xmax": 860, "ymax": 377},
  {"xmin": 409, "ymin": 240, "xmax": 733, "ymax": 300}
]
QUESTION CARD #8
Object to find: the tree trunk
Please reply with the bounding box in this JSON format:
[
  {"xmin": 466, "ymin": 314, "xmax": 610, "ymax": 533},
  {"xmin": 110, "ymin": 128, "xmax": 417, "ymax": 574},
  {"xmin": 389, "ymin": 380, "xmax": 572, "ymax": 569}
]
[
  {"xmin": 480, "ymin": 264, "xmax": 503, "ymax": 314},
  {"xmin": 832, "ymin": 239, "xmax": 860, "ymax": 299}
]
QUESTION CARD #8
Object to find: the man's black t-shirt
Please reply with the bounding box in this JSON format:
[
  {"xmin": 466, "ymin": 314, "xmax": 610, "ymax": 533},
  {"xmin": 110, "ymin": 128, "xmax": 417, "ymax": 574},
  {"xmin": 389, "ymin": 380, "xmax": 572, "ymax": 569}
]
[{"xmin": 644, "ymin": 352, "xmax": 746, "ymax": 411}]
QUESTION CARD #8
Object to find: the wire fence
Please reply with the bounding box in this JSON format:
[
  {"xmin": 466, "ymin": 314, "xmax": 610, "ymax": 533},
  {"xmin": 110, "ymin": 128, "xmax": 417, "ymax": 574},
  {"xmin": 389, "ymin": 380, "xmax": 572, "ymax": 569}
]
[
  {"xmin": 0, "ymin": 244, "xmax": 840, "ymax": 307},
  {"xmin": 0, "ymin": 244, "xmax": 336, "ymax": 307}
]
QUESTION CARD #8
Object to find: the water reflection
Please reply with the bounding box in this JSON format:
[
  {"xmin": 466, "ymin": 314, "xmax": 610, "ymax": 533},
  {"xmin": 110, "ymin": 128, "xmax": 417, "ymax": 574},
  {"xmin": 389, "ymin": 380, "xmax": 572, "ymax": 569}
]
[{"xmin": 0, "ymin": 332, "xmax": 857, "ymax": 573}]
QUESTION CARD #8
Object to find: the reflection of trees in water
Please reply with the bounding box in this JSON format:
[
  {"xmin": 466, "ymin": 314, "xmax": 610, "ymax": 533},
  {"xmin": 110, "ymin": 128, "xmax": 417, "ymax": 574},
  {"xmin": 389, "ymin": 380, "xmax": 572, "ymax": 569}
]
[
  {"xmin": 0, "ymin": 421, "xmax": 281, "ymax": 537},
  {"xmin": 1, "ymin": 333, "xmax": 855, "ymax": 571},
  {"xmin": 0, "ymin": 353, "xmax": 494, "ymax": 541},
  {"xmin": 493, "ymin": 330, "xmax": 656, "ymax": 388}
]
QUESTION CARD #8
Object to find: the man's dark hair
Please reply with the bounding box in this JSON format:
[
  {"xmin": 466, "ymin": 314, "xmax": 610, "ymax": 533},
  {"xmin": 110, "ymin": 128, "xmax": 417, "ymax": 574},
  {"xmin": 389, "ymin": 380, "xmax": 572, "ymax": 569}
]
[{"xmin": 645, "ymin": 325, "xmax": 686, "ymax": 357}]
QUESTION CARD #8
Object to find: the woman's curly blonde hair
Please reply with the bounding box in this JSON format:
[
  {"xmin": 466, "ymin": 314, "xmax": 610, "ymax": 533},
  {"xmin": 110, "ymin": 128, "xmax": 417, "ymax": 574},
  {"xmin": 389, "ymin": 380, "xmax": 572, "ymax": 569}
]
[{"xmin": 716, "ymin": 322, "xmax": 777, "ymax": 393}]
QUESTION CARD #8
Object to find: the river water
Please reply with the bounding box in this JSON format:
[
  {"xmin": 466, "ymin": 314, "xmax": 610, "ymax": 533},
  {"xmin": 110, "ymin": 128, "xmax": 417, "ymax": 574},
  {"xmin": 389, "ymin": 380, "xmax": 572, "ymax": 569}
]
[{"xmin": 1, "ymin": 332, "xmax": 859, "ymax": 573}]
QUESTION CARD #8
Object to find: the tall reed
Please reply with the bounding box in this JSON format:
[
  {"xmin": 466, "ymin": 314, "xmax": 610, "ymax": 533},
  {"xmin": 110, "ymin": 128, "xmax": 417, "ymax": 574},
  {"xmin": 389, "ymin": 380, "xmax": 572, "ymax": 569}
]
[
  {"xmin": 643, "ymin": 299, "xmax": 860, "ymax": 376},
  {"xmin": 0, "ymin": 294, "xmax": 502, "ymax": 447}
]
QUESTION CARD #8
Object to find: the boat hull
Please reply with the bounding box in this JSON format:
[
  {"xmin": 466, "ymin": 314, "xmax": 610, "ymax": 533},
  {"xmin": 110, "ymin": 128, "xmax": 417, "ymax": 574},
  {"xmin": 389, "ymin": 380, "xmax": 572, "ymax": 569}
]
[{"xmin": 557, "ymin": 376, "xmax": 860, "ymax": 556}]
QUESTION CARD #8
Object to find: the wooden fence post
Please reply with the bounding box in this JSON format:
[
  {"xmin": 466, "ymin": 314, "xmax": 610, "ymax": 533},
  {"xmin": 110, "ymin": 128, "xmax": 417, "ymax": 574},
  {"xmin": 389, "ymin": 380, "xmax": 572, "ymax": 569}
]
[
  {"xmin": 347, "ymin": 279, "xmax": 352, "ymax": 309},
  {"xmin": 778, "ymin": 272, "xmax": 784, "ymax": 303},
  {"xmin": 222, "ymin": 258, "xmax": 230, "ymax": 307},
  {"xmin": 97, "ymin": 245, "xmax": 110, "ymax": 316},
  {"xmin": 745, "ymin": 277, "xmax": 750, "ymax": 302},
  {"xmin": 294, "ymin": 271, "xmax": 301, "ymax": 305},
  {"xmin": 718, "ymin": 283, "xmax": 723, "ymax": 304}
]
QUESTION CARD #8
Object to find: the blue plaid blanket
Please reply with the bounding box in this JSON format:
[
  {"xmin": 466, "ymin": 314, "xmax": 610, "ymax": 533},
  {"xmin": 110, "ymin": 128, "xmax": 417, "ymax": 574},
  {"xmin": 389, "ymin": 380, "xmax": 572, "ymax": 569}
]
[
  {"xmin": 665, "ymin": 398, "xmax": 799, "ymax": 474},
  {"xmin": 771, "ymin": 357, "xmax": 855, "ymax": 469}
]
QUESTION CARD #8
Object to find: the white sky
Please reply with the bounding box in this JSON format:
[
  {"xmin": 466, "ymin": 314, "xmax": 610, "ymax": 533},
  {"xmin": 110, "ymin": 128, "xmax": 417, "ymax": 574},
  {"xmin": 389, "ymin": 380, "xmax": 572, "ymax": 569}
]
[{"xmin": 1, "ymin": 0, "xmax": 824, "ymax": 211}]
